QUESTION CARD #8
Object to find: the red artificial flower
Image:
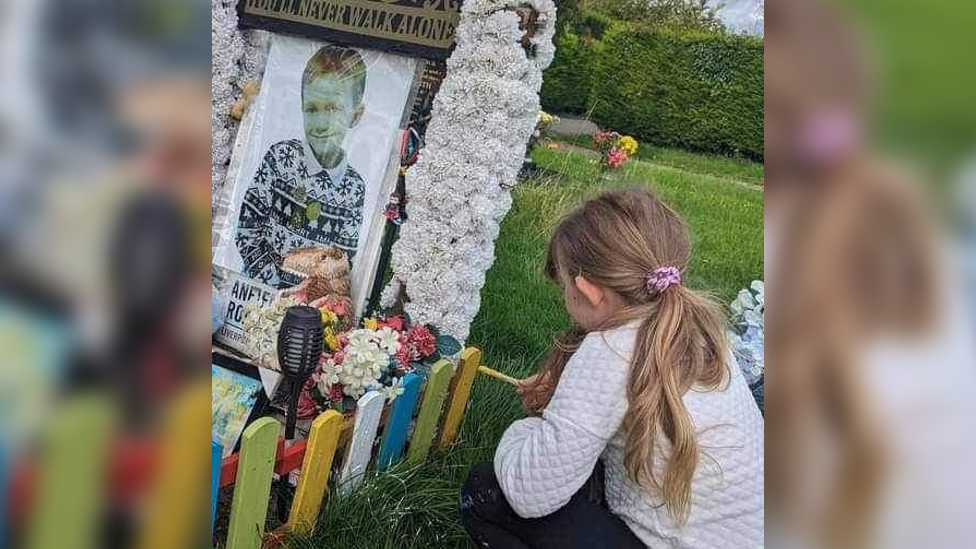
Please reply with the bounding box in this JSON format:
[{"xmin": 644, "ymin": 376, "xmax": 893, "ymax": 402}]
[
  {"xmin": 382, "ymin": 315, "xmax": 405, "ymax": 331},
  {"xmin": 395, "ymin": 343, "xmax": 411, "ymax": 367},
  {"xmin": 296, "ymin": 387, "xmax": 320, "ymax": 419},
  {"xmin": 328, "ymin": 384, "xmax": 345, "ymax": 402},
  {"xmin": 407, "ymin": 324, "xmax": 437, "ymax": 357},
  {"xmin": 333, "ymin": 349, "xmax": 345, "ymax": 365}
]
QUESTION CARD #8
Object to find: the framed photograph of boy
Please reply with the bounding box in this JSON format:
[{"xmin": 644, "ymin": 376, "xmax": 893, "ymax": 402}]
[{"xmin": 214, "ymin": 34, "xmax": 418, "ymax": 318}]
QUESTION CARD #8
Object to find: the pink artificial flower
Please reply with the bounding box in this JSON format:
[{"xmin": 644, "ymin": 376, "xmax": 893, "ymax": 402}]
[
  {"xmin": 407, "ymin": 325, "xmax": 437, "ymax": 357},
  {"xmin": 593, "ymin": 130, "xmax": 611, "ymax": 147},
  {"xmin": 606, "ymin": 148, "xmax": 629, "ymax": 169}
]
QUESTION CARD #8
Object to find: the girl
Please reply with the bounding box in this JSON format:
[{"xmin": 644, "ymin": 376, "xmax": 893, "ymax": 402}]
[{"xmin": 459, "ymin": 189, "xmax": 764, "ymax": 548}]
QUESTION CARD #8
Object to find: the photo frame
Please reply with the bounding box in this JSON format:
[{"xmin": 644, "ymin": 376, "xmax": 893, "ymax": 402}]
[{"xmin": 213, "ymin": 34, "xmax": 419, "ymax": 321}]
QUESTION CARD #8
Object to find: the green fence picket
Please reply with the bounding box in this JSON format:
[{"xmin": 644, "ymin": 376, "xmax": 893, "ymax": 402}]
[
  {"xmin": 25, "ymin": 395, "xmax": 114, "ymax": 549},
  {"xmin": 225, "ymin": 417, "xmax": 279, "ymax": 549},
  {"xmin": 407, "ymin": 359, "xmax": 453, "ymax": 464}
]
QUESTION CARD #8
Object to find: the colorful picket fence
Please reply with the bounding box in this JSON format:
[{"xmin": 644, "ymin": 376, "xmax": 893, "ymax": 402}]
[
  {"xmin": 3, "ymin": 347, "xmax": 488, "ymax": 549},
  {"xmin": 213, "ymin": 346, "xmax": 485, "ymax": 548}
]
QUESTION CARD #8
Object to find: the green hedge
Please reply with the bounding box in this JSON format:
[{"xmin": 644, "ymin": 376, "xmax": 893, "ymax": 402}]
[{"xmin": 541, "ymin": 25, "xmax": 764, "ymax": 160}]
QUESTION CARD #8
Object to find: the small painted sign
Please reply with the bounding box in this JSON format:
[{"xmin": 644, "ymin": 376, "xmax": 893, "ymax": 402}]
[{"xmin": 212, "ymin": 266, "xmax": 279, "ymax": 354}]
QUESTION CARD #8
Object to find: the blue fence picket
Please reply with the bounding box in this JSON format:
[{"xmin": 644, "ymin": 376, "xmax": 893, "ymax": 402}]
[
  {"xmin": 377, "ymin": 373, "xmax": 422, "ymax": 471},
  {"xmin": 211, "ymin": 441, "xmax": 222, "ymax": 533}
]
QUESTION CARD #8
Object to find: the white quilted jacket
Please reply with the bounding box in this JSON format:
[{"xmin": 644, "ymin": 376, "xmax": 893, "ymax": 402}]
[{"xmin": 495, "ymin": 322, "xmax": 764, "ymax": 548}]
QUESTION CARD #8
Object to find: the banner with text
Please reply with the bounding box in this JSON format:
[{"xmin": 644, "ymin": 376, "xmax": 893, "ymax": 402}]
[{"xmin": 239, "ymin": 0, "xmax": 461, "ymax": 59}]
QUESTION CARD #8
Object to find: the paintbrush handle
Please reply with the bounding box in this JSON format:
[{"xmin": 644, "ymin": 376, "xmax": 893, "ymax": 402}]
[{"xmin": 477, "ymin": 366, "xmax": 521, "ymax": 386}]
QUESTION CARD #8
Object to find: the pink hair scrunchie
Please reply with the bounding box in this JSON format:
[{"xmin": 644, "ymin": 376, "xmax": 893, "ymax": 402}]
[{"xmin": 647, "ymin": 266, "xmax": 682, "ymax": 294}]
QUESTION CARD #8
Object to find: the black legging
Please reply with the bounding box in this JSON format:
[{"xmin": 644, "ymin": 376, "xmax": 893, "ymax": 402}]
[{"xmin": 459, "ymin": 462, "xmax": 646, "ymax": 549}]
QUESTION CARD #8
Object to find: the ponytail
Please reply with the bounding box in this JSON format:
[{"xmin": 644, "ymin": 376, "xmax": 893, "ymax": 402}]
[{"xmin": 625, "ymin": 286, "xmax": 728, "ymax": 523}]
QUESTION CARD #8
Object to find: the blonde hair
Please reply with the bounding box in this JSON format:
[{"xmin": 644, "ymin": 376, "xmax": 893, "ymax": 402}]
[{"xmin": 523, "ymin": 189, "xmax": 729, "ymax": 523}]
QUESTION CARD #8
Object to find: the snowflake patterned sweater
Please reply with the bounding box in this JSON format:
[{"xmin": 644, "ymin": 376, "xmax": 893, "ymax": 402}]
[
  {"xmin": 494, "ymin": 323, "xmax": 764, "ymax": 548},
  {"xmin": 236, "ymin": 139, "xmax": 365, "ymax": 287}
]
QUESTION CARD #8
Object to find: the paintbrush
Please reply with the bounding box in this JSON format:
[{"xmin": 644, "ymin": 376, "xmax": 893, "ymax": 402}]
[{"xmin": 477, "ymin": 365, "xmax": 521, "ymax": 386}]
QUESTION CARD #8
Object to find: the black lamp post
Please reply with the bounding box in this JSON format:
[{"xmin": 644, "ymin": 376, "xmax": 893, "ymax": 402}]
[{"xmin": 275, "ymin": 305, "xmax": 322, "ymax": 519}]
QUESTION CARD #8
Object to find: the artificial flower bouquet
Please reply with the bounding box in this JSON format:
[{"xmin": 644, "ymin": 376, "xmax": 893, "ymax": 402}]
[
  {"xmin": 241, "ymin": 294, "xmax": 355, "ymax": 370},
  {"xmin": 728, "ymin": 280, "xmax": 764, "ymax": 410},
  {"xmin": 301, "ymin": 312, "xmax": 462, "ymax": 416},
  {"xmin": 244, "ymin": 295, "xmax": 461, "ymax": 417},
  {"xmin": 528, "ymin": 110, "xmax": 560, "ymax": 152},
  {"xmin": 592, "ymin": 130, "xmax": 639, "ymax": 170}
]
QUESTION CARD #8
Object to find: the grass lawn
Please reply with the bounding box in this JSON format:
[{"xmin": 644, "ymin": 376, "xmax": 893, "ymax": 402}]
[{"xmin": 286, "ymin": 147, "xmax": 763, "ymax": 549}]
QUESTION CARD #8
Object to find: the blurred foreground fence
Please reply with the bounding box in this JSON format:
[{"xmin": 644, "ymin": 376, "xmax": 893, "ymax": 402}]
[{"xmin": 5, "ymin": 348, "xmax": 488, "ymax": 549}]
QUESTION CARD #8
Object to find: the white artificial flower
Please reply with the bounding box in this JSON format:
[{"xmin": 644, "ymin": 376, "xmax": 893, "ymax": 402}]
[
  {"xmin": 317, "ymin": 359, "xmax": 341, "ymax": 391},
  {"xmin": 750, "ymin": 280, "xmax": 764, "ymax": 300},
  {"xmin": 376, "ymin": 327, "xmax": 402, "ymax": 354},
  {"xmin": 735, "ymin": 288, "xmax": 757, "ymax": 311},
  {"xmin": 382, "ymin": 377, "xmax": 406, "ymax": 402}
]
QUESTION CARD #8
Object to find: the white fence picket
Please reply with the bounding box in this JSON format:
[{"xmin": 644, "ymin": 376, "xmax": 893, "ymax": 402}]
[{"xmin": 338, "ymin": 391, "xmax": 384, "ymax": 495}]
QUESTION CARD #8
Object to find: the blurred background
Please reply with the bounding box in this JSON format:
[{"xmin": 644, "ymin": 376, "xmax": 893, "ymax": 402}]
[
  {"xmin": 0, "ymin": 0, "xmax": 974, "ymax": 547},
  {"xmin": 1, "ymin": 0, "xmax": 210, "ymax": 547}
]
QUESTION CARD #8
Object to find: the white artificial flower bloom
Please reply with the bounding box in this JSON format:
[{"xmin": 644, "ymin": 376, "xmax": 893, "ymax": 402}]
[
  {"xmin": 345, "ymin": 333, "xmax": 379, "ymax": 364},
  {"xmin": 318, "ymin": 359, "xmax": 341, "ymax": 390},
  {"xmin": 346, "ymin": 328, "xmax": 377, "ymax": 348},
  {"xmin": 736, "ymin": 288, "xmax": 757, "ymax": 311},
  {"xmin": 376, "ymin": 327, "xmax": 402, "ymax": 354},
  {"xmin": 744, "ymin": 309, "xmax": 764, "ymax": 328},
  {"xmin": 382, "ymin": 378, "xmax": 406, "ymax": 402},
  {"xmin": 750, "ymin": 280, "xmax": 764, "ymax": 300}
]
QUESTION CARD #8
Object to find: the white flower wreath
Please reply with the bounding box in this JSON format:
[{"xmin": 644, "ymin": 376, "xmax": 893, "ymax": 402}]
[
  {"xmin": 211, "ymin": 0, "xmax": 268, "ymax": 202},
  {"xmin": 382, "ymin": 0, "xmax": 557, "ymax": 343},
  {"xmin": 212, "ymin": 0, "xmax": 557, "ymax": 345}
]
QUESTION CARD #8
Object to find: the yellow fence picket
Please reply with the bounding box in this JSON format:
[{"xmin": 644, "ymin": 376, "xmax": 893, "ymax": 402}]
[
  {"xmin": 287, "ymin": 410, "xmax": 343, "ymax": 535},
  {"xmin": 440, "ymin": 347, "xmax": 482, "ymax": 447},
  {"xmin": 225, "ymin": 417, "xmax": 279, "ymax": 549},
  {"xmin": 137, "ymin": 381, "xmax": 209, "ymax": 549},
  {"xmin": 407, "ymin": 359, "xmax": 453, "ymax": 464}
]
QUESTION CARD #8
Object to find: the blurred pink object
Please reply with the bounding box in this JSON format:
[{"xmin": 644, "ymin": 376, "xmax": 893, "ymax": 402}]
[{"xmin": 796, "ymin": 110, "xmax": 860, "ymax": 165}]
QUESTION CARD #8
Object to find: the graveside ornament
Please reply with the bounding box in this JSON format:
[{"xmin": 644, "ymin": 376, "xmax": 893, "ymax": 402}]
[{"xmin": 380, "ymin": 0, "xmax": 557, "ymax": 342}]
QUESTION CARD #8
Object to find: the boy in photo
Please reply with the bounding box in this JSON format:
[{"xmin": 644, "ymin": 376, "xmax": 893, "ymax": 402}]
[{"xmin": 236, "ymin": 45, "xmax": 367, "ymax": 287}]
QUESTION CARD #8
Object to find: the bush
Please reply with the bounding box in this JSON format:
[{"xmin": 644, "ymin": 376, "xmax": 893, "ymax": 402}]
[{"xmin": 541, "ymin": 25, "xmax": 764, "ymax": 160}]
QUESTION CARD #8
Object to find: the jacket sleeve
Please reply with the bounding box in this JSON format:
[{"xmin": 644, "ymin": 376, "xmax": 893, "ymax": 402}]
[{"xmin": 493, "ymin": 332, "xmax": 631, "ymax": 518}]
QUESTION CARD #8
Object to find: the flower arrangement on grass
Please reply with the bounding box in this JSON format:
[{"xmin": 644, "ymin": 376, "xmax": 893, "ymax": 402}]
[
  {"xmin": 728, "ymin": 280, "xmax": 764, "ymax": 387},
  {"xmin": 593, "ymin": 130, "xmax": 639, "ymax": 170},
  {"xmin": 303, "ymin": 313, "xmax": 462, "ymax": 415},
  {"xmin": 528, "ymin": 110, "xmax": 560, "ymax": 152}
]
